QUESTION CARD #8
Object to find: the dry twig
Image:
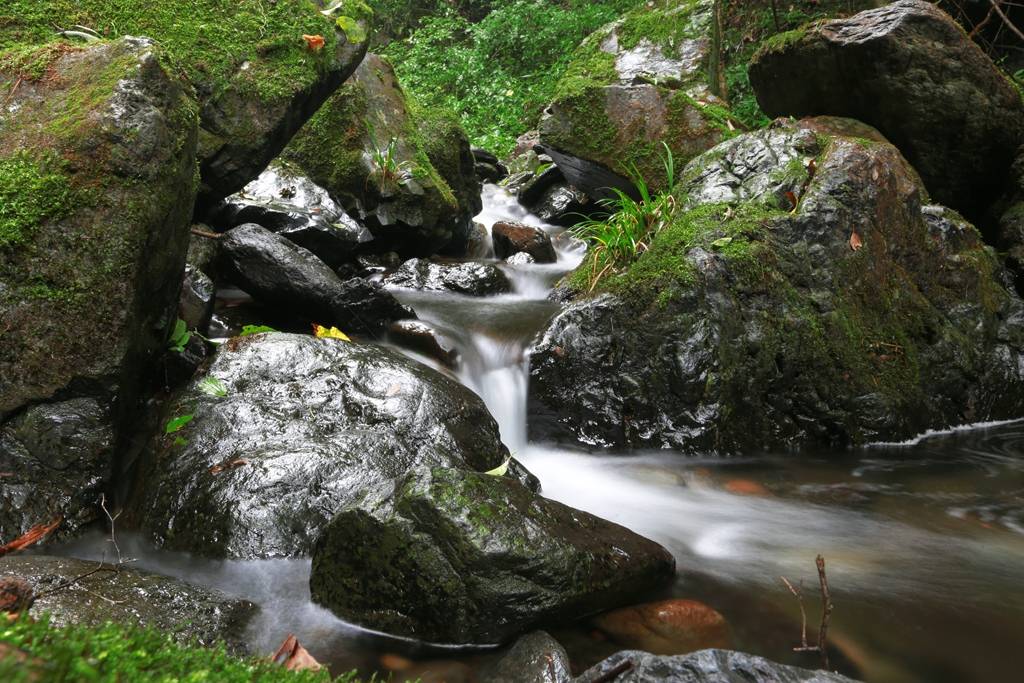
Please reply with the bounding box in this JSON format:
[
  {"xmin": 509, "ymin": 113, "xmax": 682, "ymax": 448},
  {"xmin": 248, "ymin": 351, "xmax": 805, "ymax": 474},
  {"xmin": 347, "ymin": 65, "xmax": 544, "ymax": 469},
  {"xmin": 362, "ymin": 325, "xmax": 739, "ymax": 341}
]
[{"xmin": 782, "ymin": 554, "xmax": 834, "ymax": 670}]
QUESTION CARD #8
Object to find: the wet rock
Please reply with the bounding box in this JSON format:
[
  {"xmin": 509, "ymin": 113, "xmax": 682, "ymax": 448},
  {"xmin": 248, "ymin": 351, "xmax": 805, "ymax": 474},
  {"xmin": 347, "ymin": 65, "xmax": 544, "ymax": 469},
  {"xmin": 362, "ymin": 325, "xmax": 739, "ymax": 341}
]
[
  {"xmin": 465, "ymin": 222, "xmax": 494, "ymax": 259},
  {"xmin": 0, "ymin": 37, "xmax": 197, "ymax": 524},
  {"xmin": 518, "ymin": 165, "xmax": 566, "ymax": 208},
  {"xmin": 129, "ymin": 333, "xmax": 533, "ymax": 558},
  {"xmin": 205, "ymin": 161, "xmax": 372, "ymax": 269},
  {"xmin": 0, "ymin": 399, "xmax": 112, "ymax": 542},
  {"xmin": 748, "ymin": 0, "xmax": 1024, "ymax": 229},
  {"xmin": 186, "ymin": 230, "xmax": 221, "ymax": 277},
  {"xmin": 575, "ymin": 649, "xmax": 857, "ymax": 683},
  {"xmin": 539, "ymin": 0, "xmax": 727, "ymax": 197},
  {"xmin": 531, "ymin": 184, "xmax": 594, "ymax": 227},
  {"xmin": 180, "ymin": 265, "xmax": 215, "ymax": 335},
  {"xmin": 483, "ymin": 631, "xmax": 573, "ymax": 683},
  {"xmin": 310, "ymin": 465, "xmax": 676, "ymax": 644},
  {"xmin": 219, "ymin": 223, "xmax": 411, "ymax": 335},
  {"xmin": 592, "ymin": 600, "xmax": 730, "ymax": 655},
  {"xmin": 285, "ymin": 55, "xmax": 480, "ymax": 257},
  {"xmin": 383, "ymin": 258, "xmax": 512, "ymax": 296},
  {"xmin": 515, "ymin": 130, "xmax": 543, "ymax": 157},
  {"xmin": 493, "ymin": 222, "xmax": 558, "ymax": 263},
  {"xmin": 506, "ymin": 253, "xmax": 537, "ymax": 266},
  {"xmin": 473, "ymin": 147, "xmax": 508, "ymax": 184},
  {"xmin": 529, "ymin": 119, "xmax": 1024, "ymax": 452},
  {"xmin": 0, "ymin": 555, "xmax": 256, "ymax": 654},
  {"xmin": 388, "ymin": 320, "xmax": 459, "ymax": 368}
]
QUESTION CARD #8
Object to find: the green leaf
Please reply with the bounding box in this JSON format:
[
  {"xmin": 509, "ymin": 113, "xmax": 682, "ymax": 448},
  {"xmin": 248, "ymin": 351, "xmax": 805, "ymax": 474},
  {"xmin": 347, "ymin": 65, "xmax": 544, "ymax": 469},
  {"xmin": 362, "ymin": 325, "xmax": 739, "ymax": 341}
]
[
  {"xmin": 484, "ymin": 456, "xmax": 512, "ymax": 477},
  {"xmin": 167, "ymin": 318, "xmax": 190, "ymax": 352},
  {"xmin": 239, "ymin": 325, "xmax": 276, "ymax": 337},
  {"xmin": 710, "ymin": 236, "xmax": 733, "ymax": 249},
  {"xmin": 198, "ymin": 377, "xmax": 228, "ymax": 398},
  {"xmin": 164, "ymin": 414, "xmax": 194, "ymax": 435}
]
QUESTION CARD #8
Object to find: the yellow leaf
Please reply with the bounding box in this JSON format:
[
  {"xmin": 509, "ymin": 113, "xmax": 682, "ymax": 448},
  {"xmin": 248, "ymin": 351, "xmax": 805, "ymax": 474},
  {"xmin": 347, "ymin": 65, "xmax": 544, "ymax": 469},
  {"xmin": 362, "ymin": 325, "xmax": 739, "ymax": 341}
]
[
  {"xmin": 850, "ymin": 231, "xmax": 863, "ymax": 251},
  {"xmin": 484, "ymin": 456, "xmax": 512, "ymax": 477},
  {"xmin": 312, "ymin": 324, "xmax": 351, "ymax": 341}
]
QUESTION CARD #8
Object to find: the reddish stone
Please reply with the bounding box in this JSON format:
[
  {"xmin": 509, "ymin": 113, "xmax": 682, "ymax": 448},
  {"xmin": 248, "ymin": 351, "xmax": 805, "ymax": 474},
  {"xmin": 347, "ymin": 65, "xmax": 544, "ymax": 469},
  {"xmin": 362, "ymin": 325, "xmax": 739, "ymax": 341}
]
[{"xmin": 592, "ymin": 599, "xmax": 731, "ymax": 655}]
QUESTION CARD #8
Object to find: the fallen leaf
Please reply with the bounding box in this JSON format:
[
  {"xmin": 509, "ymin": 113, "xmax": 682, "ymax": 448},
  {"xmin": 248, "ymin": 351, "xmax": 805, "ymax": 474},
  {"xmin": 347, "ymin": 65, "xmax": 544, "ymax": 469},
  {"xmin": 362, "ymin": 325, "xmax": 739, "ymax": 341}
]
[
  {"xmin": 785, "ymin": 191, "xmax": 798, "ymax": 211},
  {"xmin": 710, "ymin": 236, "xmax": 733, "ymax": 249},
  {"xmin": 209, "ymin": 459, "xmax": 249, "ymax": 475},
  {"xmin": 302, "ymin": 34, "xmax": 325, "ymax": 51},
  {"xmin": 0, "ymin": 518, "xmax": 62, "ymax": 558},
  {"xmin": 0, "ymin": 578, "xmax": 34, "ymax": 615},
  {"xmin": 380, "ymin": 653, "xmax": 414, "ymax": 671},
  {"xmin": 850, "ymin": 231, "xmax": 863, "ymax": 251},
  {"xmin": 485, "ymin": 456, "xmax": 512, "ymax": 477},
  {"xmin": 271, "ymin": 634, "xmax": 322, "ymax": 672},
  {"xmin": 313, "ymin": 324, "xmax": 351, "ymax": 341}
]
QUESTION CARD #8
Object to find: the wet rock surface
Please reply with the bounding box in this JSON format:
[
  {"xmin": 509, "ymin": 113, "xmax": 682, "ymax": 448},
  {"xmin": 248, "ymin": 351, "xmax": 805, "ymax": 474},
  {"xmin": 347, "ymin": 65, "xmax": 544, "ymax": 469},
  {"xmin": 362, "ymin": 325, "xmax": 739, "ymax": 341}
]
[
  {"xmin": 219, "ymin": 223, "xmax": 411, "ymax": 335},
  {"xmin": 309, "ymin": 465, "xmax": 676, "ymax": 644},
  {"xmin": 493, "ymin": 222, "xmax": 558, "ymax": 263},
  {"xmin": 484, "ymin": 631, "xmax": 573, "ymax": 683},
  {"xmin": 129, "ymin": 333, "xmax": 530, "ymax": 559},
  {"xmin": 748, "ymin": 0, "xmax": 1024, "ymax": 228},
  {"xmin": 383, "ymin": 258, "xmax": 512, "ymax": 296},
  {"xmin": 576, "ymin": 649, "xmax": 857, "ymax": 683},
  {"xmin": 592, "ymin": 599, "xmax": 731, "ymax": 655},
  {"xmin": 530, "ymin": 119, "xmax": 1024, "ymax": 452},
  {"xmin": 0, "ymin": 555, "xmax": 257, "ymax": 654},
  {"xmin": 388, "ymin": 320, "xmax": 460, "ymax": 368}
]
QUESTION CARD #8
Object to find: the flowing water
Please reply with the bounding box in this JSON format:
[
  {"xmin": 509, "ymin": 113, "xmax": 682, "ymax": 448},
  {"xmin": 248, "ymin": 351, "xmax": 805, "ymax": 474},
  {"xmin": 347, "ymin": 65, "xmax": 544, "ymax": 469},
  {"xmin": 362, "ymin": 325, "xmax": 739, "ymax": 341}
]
[{"xmin": 50, "ymin": 185, "xmax": 1024, "ymax": 682}]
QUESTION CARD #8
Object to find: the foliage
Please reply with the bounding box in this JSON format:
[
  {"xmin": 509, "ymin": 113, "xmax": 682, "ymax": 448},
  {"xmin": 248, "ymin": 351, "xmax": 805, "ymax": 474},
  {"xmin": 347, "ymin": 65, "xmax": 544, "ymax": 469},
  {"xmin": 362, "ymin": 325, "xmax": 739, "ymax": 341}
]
[
  {"xmin": 0, "ymin": 152, "xmax": 75, "ymax": 248},
  {"xmin": 0, "ymin": 614, "xmax": 364, "ymax": 682},
  {"xmin": 167, "ymin": 318, "xmax": 191, "ymax": 353},
  {"xmin": 365, "ymin": 127, "xmax": 419, "ymax": 194},
  {"xmin": 240, "ymin": 325, "xmax": 277, "ymax": 336},
  {"xmin": 381, "ymin": 0, "xmax": 642, "ymax": 155},
  {"xmin": 164, "ymin": 414, "xmax": 194, "ymax": 434},
  {"xmin": 198, "ymin": 377, "xmax": 229, "ymax": 397},
  {"xmin": 571, "ymin": 143, "xmax": 678, "ymax": 290},
  {"xmin": 313, "ymin": 325, "xmax": 352, "ymax": 341}
]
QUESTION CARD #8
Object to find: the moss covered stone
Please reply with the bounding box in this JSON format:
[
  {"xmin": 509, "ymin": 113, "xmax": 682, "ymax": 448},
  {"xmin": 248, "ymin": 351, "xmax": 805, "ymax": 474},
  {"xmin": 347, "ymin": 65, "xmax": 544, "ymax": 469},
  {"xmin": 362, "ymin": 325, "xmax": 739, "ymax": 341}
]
[
  {"xmin": 530, "ymin": 118, "xmax": 1024, "ymax": 452},
  {"xmin": 539, "ymin": 0, "xmax": 730, "ymax": 195},
  {"xmin": 0, "ymin": 1, "xmax": 370, "ymax": 202},
  {"xmin": 284, "ymin": 54, "xmax": 479, "ymax": 257}
]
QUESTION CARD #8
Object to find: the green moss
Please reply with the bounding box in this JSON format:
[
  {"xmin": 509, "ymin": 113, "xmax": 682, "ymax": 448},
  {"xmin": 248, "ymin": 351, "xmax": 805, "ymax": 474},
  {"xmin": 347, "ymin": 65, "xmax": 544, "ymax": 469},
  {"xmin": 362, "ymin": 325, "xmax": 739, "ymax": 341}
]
[
  {"xmin": 0, "ymin": 151, "xmax": 76, "ymax": 248},
  {"xmin": 753, "ymin": 25, "xmax": 814, "ymax": 60},
  {"xmin": 0, "ymin": 614, "xmax": 363, "ymax": 682},
  {"xmin": 0, "ymin": 1, "xmax": 344, "ymax": 103},
  {"xmin": 554, "ymin": 40, "xmax": 617, "ymax": 99},
  {"xmin": 617, "ymin": 0, "xmax": 709, "ymax": 53}
]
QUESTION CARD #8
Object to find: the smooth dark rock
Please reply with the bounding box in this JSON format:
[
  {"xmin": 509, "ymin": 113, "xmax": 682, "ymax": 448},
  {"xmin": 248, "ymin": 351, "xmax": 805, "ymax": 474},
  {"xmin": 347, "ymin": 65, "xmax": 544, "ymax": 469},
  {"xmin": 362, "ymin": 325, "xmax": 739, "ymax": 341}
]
[
  {"xmin": 748, "ymin": 0, "xmax": 1024, "ymax": 230},
  {"xmin": 530, "ymin": 119, "xmax": 1024, "ymax": 451},
  {"xmin": 180, "ymin": 264, "xmax": 215, "ymax": 335},
  {"xmin": 529, "ymin": 183, "xmax": 595, "ymax": 227},
  {"xmin": 0, "ymin": 555, "xmax": 256, "ymax": 654},
  {"xmin": 493, "ymin": 222, "xmax": 558, "ymax": 263},
  {"xmin": 575, "ymin": 649, "xmax": 857, "ymax": 683},
  {"xmin": 0, "ymin": 399, "xmax": 112, "ymax": 541},
  {"xmin": 129, "ymin": 333, "xmax": 532, "ymax": 558},
  {"xmin": 219, "ymin": 223, "xmax": 411, "ymax": 335},
  {"xmin": 473, "ymin": 147, "xmax": 508, "ymax": 184},
  {"xmin": 310, "ymin": 465, "xmax": 676, "ymax": 643},
  {"xmin": 388, "ymin": 320, "xmax": 460, "ymax": 368},
  {"xmin": 383, "ymin": 258, "xmax": 512, "ymax": 296},
  {"xmin": 484, "ymin": 631, "xmax": 573, "ymax": 683},
  {"xmin": 205, "ymin": 162, "xmax": 372, "ymax": 268}
]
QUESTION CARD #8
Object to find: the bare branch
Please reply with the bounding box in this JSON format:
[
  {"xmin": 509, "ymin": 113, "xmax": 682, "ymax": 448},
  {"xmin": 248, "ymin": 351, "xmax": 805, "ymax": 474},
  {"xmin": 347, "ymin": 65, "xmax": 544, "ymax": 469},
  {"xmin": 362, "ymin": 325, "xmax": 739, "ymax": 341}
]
[{"xmin": 816, "ymin": 554, "xmax": 834, "ymax": 670}]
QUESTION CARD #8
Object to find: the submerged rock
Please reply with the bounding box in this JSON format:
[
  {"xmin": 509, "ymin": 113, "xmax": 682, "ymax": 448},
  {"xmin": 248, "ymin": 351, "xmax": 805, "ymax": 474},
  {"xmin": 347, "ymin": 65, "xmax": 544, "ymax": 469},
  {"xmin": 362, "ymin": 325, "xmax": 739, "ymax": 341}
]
[
  {"xmin": 748, "ymin": 0, "xmax": 1024, "ymax": 229},
  {"xmin": 383, "ymin": 258, "xmax": 512, "ymax": 296},
  {"xmin": 484, "ymin": 631, "xmax": 573, "ymax": 683},
  {"xmin": 205, "ymin": 161, "xmax": 373, "ymax": 269},
  {"xmin": 1, "ymin": 555, "xmax": 256, "ymax": 653},
  {"xmin": 285, "ymin": 54, "xmax": 480, "ymax": 257},
  {"xmin": 219, "ymin": 223, "xmax": 410, "ymax": 335},
  {"xmin": 539, "ymin": 0, "xmax": 728, "ymax": 197},
  {"xmin": 310, "ymin": 465, "xmax": 676, "ymax": 643},
  {"xmin": 592, "ymin": 599, "xmax": 731, "ymax": 655},
  {"xmin": 129, "ymin": 333, "xmax": 532, "ymax": 558},
  {"xmin": 576, "ymin": 649, "xmax": 857, "ymax": 683},
  {"xmin": 493, "ymin": 222, "xmax": 558, "ymax": 263},
  {"xmin": 530, "ymin": 119, "xmax": 1024, "ymax": 452},
  {"xmin": 0, "ymin": 37, "xmax": 197, "ymax": 533}
]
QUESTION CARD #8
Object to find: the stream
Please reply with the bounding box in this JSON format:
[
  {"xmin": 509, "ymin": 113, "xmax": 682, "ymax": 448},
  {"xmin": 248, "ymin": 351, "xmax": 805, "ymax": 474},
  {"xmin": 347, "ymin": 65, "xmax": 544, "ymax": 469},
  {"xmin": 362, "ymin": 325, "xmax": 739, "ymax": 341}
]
[{"xmin": 51, "ymin": 185, "xmax": 1024, "ymax": 682}]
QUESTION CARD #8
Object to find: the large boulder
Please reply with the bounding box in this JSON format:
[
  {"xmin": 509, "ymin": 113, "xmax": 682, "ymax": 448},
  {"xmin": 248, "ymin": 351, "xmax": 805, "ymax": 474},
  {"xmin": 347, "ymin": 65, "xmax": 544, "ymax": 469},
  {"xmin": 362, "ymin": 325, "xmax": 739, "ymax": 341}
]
[
  {"xmin": 748, "ymin": 0, "xmax": 1024, "ymax": 230},
  {"xmin": 284, "ymin": 54, "xmax": 481, "ymax": 257},
  {"xmin": 529, "ymin": 118, "xmax": 1024, "ymax": 452},
  {"xmin": 576, "ymin": 649, "xmax": 857, "ymax": 683},
  {"xmin": 310, "ymin": 465, "xmax": 676, "ymax": 643},
  {"xmin": 204, "ymin": 161, "xmax": 373, "ymax": 269},
  {"xmin": 0, "ymin": 555, "xmax": 256, "ymax": 653},
  {"xmin": 127, "ymin": 333, "xmax": 534, "ymax": 558},
  {"xmin": 0, "ymin": 38, "xmax": 197, "ymax": 534},
  {"xmin": 219, "ymin": 223, "xmax": 410, "ymax": 335},
  {"xmin": 0, "ymin": 0, "xmax": 371, "ymax": 204},
  {"xmin": 539, "ymin": 0, "xmax": 729, "ymax": 197}
]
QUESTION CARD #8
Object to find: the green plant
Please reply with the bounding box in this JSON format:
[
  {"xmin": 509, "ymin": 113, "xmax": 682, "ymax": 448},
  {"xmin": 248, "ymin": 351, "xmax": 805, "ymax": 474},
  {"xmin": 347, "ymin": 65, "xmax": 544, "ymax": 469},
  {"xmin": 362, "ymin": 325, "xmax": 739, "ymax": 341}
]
[
  {"xmin": 198, "ymin": 377, "xmax": 228, "ymax": 398},
  {"xmin": 366, "ymin": 126, "xmax": 419, "ymax": 194},
  {"xmin": 239, "ymin": 324, "xmax": 277, "ymax": 336},
  {"xmin": 167, "ymin": 318, "xmax": 191, "ymax": 353},
  {"xmin": 164, "ymin": 414, "xmax": 194, "ymax": 434},
  {"xmin": 571, "ymin": 143, "xmax": 678, "ymax": 289}
]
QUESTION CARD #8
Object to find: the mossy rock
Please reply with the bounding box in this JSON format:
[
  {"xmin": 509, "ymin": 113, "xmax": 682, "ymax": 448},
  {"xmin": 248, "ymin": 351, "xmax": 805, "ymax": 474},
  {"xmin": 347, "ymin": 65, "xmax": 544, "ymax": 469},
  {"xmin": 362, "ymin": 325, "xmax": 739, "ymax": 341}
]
[
  {"xmin": 539, "ymin": 0, "xmax": 730, "ymax": 196},
  {"xmin": 0, "ymin": 38, "xmax": 197, "ymax": 521},
  {"xmin": 0, "ymin": 1, "xmax": 371, "ymax": 204},
  {"xmin": 529, "ymin": 118, "xmax": 1024, "ymax": 452},
  {"xmin": 310, "ymin": 465, "xmax": 675, "ymax": 644},
  {"xmin": 284, "ymin": 53, "xmax": 480, "ymax": 257}
]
